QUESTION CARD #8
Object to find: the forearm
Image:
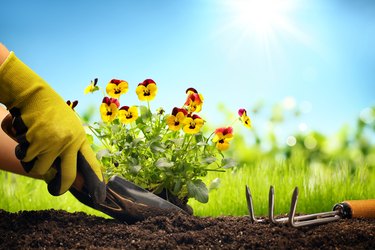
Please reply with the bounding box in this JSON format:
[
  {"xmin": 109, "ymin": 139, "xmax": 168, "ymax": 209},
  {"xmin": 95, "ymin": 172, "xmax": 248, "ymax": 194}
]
[{"xmin": 0, "ymin": 43, "xmax": 10, "ymax": 66}]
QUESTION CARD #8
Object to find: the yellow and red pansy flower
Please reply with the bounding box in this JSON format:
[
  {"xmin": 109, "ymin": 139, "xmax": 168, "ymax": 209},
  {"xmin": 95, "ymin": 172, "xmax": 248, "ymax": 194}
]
[
  {"xmin": 100, "ymin": 97, "xmax": 120, "ymax": 122},
  {"xmin": 106, "ymin": 79, "xmax": 129, "ymax": 98},
  {"xmin": 238, "ymin": 108, "xmax": 252, "ymax": 128},
  {"xmin": 136, "ymin": 79, "xmax": 157, "ymax": 101},
  {"xmin": 184, "ymin": 88, "xmax": 204, "ymax": 113},
  {"xmin": 84, "ymin": 78, "xmax": 100, "ymax": 94},
  {"xmin": 118, "ymin": 105, "xmax": 139, "ymax": 124},
  {"xmin": 212, "ymin": 127, "xmax": 234, "ymax": 151},
  {"xmin": 166, "ymin": 107, "xmax": 188, "ymax": 131},
  {"xmin": 182, "ymin": 114, "xmax": 205, "ymax": 134}
]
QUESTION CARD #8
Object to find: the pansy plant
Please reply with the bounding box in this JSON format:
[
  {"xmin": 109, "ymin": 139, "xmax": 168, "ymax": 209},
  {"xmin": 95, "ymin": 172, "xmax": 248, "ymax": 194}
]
[{"xmin": 83, "ymin": 78, "xmax": 252, "ymax": 205}]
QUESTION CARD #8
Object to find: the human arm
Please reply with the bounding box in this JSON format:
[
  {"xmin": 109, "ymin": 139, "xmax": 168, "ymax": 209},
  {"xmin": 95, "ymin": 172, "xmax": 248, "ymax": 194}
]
[{"xmin": 0, "ymin": 43, "xmax": 9, "ymax": 65}]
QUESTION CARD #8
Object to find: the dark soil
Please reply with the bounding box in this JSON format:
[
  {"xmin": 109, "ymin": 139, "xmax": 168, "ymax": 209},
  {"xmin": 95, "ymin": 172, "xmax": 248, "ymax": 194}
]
[{"xmin": 0, "ymin": 209, "xmax": 374, "ymax": 249}]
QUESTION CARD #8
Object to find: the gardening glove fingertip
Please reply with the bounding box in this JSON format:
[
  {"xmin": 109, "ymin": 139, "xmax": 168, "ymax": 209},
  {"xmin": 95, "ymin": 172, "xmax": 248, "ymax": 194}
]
[
  {"xmin": 46, "ymin": 152, "xmax": 77, "ymax": 196},
  {"xmin": 46, "ymin": 158, "xmax": 64, "ymax": 196},
  {"xmin": 78, "ymin": 142, "xmax": 106, "ymax": 204}
]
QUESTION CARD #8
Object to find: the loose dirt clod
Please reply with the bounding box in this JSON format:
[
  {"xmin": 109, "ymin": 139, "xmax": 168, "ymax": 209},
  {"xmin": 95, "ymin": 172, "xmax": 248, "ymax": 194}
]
[{"xmin": 0, "ymin": 209, "xmax": 374, "ymax": 249}]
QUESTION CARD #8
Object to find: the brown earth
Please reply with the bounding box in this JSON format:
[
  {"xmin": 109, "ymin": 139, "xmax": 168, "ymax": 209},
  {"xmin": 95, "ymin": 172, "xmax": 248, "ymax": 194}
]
[{"xmin": 0, "ymin": 209, "xmax": 374, "ymax": 249}]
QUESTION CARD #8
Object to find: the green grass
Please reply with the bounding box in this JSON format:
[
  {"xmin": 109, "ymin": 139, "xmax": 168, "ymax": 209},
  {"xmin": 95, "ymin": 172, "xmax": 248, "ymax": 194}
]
[
  {"xmin": 189, "ymin": 159, "xmax": 375, "ymax": 217},
  {"xmin": 1, "ymin": 158, "xmax": 373, "ymax": 218},
  {"xmin": 0, "ymin": 171, "xmax": 108, "ymax": 218}
]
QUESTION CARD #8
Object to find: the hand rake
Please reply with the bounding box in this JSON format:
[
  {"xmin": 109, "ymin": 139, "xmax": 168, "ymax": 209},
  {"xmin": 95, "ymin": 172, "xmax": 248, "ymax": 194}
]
[{"xmin": 246, "ymin": 185, "xmax": 375, "ymax": 227}]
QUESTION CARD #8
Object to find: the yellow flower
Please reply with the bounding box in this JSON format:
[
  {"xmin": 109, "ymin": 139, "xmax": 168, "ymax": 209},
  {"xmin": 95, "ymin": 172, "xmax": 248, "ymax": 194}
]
[
  {"xmin": 106, "ymin": 79, "xmax": 129, "ymax": 98},
  {"xmin": 118, "ymin": 106, "xmax": 139, "ymax": 124},
  {"xmin": 238, "ymin": 108, "xmax": 252, "ymax": 128},
  {"xmin": 182, "ymin": 114, "xmax": 205, "ymax": 134},
  {"xmin": 100, "ymin": 97, "xmax": 119, "ymax": 122},
  {"xmin": 136, "ymin": 79, "xmax": 157, "ymax": 101},
  {"xmin": 212, "ymin": 127, "xmax": 234, "ymax": 151},
  {"xmin": 166, "ymin": 107, "xmax": 188, "ymax": 131},
  {"xmin": 184, "ymin": 88, "xmax": 204, "ymax": 113},
  {"xmin": 84, "ymin": 78, "xmax": 100, "ymax": 94}
]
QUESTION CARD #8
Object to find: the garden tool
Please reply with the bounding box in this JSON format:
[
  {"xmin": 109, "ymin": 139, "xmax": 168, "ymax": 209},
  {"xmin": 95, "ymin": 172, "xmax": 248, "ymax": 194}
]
[
  {"xmin": 246, "ymin": 185, "xmax": 375, "ymax": 228},
  {"xmin": 70, "ymin": 175, "xmax": 185, "ymax": 224},
  {"xmin": 2, "ymin": 109, "xmax": 184, "ymax": 224}
]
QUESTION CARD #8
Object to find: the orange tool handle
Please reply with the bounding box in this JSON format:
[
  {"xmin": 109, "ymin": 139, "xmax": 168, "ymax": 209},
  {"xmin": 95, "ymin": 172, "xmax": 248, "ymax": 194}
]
[{"xmin": 341, "ymin": 200, "xmax": 375, "ymax": 219}]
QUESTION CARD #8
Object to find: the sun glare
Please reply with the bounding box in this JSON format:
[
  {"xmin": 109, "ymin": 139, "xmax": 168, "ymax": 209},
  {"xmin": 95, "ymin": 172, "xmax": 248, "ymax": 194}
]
[
  {"xmin": 216, "ymin": 0, "xmax": 312, "ymax": 64},
  {"xmin": 229, "ymin": 0, "xmax": 295, "ymax": 36}
]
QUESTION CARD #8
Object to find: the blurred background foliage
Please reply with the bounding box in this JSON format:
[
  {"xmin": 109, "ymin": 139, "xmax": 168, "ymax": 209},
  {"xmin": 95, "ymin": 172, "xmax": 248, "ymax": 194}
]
[{"xmin": 223, "ymin": 98, "xmax": 375, "ymax": 172}]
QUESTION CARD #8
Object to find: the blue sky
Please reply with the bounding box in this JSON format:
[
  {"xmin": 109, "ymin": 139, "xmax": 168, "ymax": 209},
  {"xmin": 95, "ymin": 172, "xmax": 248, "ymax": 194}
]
[{"xmin": 1, "ymin": 0, "xmax": 374, "ymax": 143}]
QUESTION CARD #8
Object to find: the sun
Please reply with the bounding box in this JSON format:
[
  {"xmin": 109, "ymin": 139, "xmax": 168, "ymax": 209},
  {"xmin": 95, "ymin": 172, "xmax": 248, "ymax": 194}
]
[
  {"xmin": 215, "ymin": 0, "xmax": 312, "ymax": 67},
  {"xmin": 229, "ymin": 0, "xmax": 295, "ymax": 36}
]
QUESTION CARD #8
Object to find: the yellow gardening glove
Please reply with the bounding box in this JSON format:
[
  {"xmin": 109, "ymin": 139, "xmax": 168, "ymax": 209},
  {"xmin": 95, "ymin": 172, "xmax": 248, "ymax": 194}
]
[{"xmin": 0, "ymin": 52, "xmax": 105, "ymax": 203}]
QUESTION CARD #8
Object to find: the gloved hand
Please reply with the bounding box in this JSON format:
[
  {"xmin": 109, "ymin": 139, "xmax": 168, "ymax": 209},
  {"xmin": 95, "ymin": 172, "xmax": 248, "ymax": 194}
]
[{"xmin": 0, "ymin": 52, "xmax": 106, "ymax": 203}]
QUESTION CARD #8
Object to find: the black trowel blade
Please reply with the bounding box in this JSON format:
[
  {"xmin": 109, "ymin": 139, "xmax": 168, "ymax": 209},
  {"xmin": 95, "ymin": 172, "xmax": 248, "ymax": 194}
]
[
  {"xmin": 70, "ymin": 175, "xmax": 184, "ymax": 224},
  {"xmin": 107, "ymin": 175, "xmax": 182, "ymax": 210}
]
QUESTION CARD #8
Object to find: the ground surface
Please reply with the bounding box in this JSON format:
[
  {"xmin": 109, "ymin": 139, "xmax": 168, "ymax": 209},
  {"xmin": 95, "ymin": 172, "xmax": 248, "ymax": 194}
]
[{"xmin": 0, "ymin": 209, "xmax": 374, "ymax": 249}]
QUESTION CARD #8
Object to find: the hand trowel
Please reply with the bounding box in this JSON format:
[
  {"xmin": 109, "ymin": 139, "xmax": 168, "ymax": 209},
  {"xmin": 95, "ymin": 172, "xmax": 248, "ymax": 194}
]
[{"xmin": 70, "ymin": 174, "xmax": 185, "ymax": 224}]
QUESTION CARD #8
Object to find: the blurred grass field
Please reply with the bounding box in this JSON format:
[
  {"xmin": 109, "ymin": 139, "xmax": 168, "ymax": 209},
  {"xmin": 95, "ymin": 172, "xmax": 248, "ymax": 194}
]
[
  {"xmin": 1, "ymin": 103, "xmax": 374, "ymax": 217},
  {"xmin": 0, "ymin": 158, "xmax": 374, "ymax": 217}
]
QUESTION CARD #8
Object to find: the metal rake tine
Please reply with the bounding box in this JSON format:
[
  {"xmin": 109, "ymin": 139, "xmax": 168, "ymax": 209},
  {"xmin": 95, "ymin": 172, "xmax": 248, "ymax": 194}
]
[
  {"xmin": 268, "ymin": 186, "xmax": 290, "ymax": 225},
  {"xmin": 288, "ymin": 187, "xmax": 299, "ymax": 227},
  {"xmin": 288, "ymin": 187, "xmax": 341, "ymax": 227},
  {"xmin": 245, "ymin": 185, "xmax": 256, "ymax": 223},
  {"xmin": 268, "ymin": 186, "xmax": 278, "ymax": 225},
  {"xmin": 245, "ymin": 185, "xmax": 264, "ymax": 223}
]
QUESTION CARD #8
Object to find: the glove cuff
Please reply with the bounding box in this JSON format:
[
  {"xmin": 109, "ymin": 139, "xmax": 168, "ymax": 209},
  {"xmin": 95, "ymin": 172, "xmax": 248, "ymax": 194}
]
[{"xmin": 0, "ymin": 52, "xmax": 47, "ymax": 109}]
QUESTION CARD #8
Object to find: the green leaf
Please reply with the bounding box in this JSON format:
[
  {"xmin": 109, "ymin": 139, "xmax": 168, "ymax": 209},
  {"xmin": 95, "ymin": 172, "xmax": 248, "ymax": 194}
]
[
  {"xmin": 97, "ymin": 149, "xmax": 111, "ymax": 160},
  {"xmin": 125, "ymin": 134, "xmax": 133, "ymax": 143},
  {"xmin": 173, "ymin": 180, "xmax": 182, "ymax": 194},
  {"xmin": 155, "ymin": 158, "xmax": 174, "ymax": 168},
  {"xmin": 113, "ymin": 151, "xmax": 122, "ymax": 156},
  {"xmin": 86, "ymin": 133, "xmax": 94, "ymax": 145},
  {"xmin": 201, "ymin": 156, "xmax": 217, "ymax": 165},
  {"xmin": 150, "ymin": 142, "xmax": 165, "ymax": 153},
  {"xmin": 129, "ymin": 165, "xmax": 141, "ymax": 174},
  {"xmin": 169, "ymin": 138, "xmax": 184, "ymax": 147},
  {"xmin": 221, "ymin": 158, "xmax": 237, "ymax": 169},
  {"xmin": 139, "ymin": 105, "xmax": 152, "ymax": 121},
  {"xmin": 111, "ymin": 124, "xmax": 121, "ymax": 133},
  {"xmin": 209, "ymin": 178, "xmax": 221, "ymax": 191},
  {"xmin": 194, "ymin": 133, "xmax": 204, "ymax": 142},
  {"xmin": 196, "ymin": 141, "xmax": 208, "ymax": 146},
  {"xmin": 132, "ymin": 138, "xmax": 144, "ymax": 146},
  {"xmin": 187, "ymin": 179, "xmax": 208, "ymax": 203}
]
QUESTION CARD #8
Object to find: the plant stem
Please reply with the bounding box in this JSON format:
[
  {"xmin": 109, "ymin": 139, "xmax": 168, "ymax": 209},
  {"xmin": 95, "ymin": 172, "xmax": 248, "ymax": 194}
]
[
  {"xmin": 203, "ymin": 131, "xmax": 215, "ymax": 153},
  {"xmin": 87, "ymin": 124, "xmax": 111, "ymax": 149},
  {"xmin": 205, "ymin": 169, "xmax": 226, "ymax": 172}
]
